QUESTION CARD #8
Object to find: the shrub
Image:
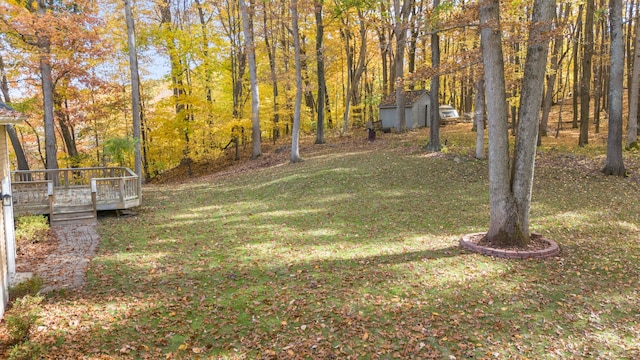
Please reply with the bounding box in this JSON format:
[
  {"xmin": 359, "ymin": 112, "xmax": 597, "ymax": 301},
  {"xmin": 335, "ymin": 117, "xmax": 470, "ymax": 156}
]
[
  {"xmin": 5, "ymin": 295, "xmax": 43, "ymax": 343},
  {"xmin": 8, "ymin": 276, "xmax": 43, "ymax": 301},
  {"xmin": 7, "ymin": 341, "xmax": 44, "ymax": 360},
  {"xmin": 15, "ymin": 215, "xmax": 49, "ymax": 246}
]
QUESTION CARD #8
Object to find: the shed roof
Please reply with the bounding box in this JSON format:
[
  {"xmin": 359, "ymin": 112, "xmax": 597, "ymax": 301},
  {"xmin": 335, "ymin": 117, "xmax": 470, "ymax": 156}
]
[
  {"xmin": 0, "ymin": 102, "xmax": 26, "ymax": 124},
  {"xmin": 379, "ymin": 90, "xmax": 429, "ymax": 108}
]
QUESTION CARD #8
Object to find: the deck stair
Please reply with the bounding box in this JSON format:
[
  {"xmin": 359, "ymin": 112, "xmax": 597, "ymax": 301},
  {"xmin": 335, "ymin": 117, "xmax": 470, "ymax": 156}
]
[{"xmin": 50, "ymin": 188, "xmax": 97, "ymax": 226}]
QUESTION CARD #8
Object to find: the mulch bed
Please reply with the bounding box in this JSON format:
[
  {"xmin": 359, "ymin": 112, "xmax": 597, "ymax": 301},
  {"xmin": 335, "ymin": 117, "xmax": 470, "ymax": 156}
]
[{"xmin": 460, "ymin": 232, "xmax": 560, "ymax": 259}]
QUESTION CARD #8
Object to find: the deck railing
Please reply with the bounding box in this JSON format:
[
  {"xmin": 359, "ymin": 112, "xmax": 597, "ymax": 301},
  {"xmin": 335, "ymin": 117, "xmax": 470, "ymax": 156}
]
[{"xmin": 11, "ymin": 167, "xmax": 140, "ymax": 215}]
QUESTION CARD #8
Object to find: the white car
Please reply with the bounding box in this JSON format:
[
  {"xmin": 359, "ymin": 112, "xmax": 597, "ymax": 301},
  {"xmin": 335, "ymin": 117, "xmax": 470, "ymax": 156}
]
[{"xmin": 439, "ymin": 105, "xmax": 460, "ymax": 125}]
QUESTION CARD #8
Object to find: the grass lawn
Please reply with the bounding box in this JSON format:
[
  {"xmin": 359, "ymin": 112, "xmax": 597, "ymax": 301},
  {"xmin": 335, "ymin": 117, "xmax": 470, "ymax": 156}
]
[{"xmin": 3, "ymin": 124, "xmax": 640, "ymax": 359}]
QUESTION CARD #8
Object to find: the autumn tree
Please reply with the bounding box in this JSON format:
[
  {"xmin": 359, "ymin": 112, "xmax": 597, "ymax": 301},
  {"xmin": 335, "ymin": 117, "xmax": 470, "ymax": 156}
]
[
  {"xmin": 124, "ymin": 0, "xmax": 144, "ymax": 193},
  {"xmin": 579, "ymin": 0, "xmax": 594, "ymax": 146},
  {"xmin": 0, "ymin": 50, "xmax": 29, "ymax": 170},
  {"xmin": 291, "ymin": 0, "xmax": 302, "ymax": 162},
  {"xmin": 628, "ymin": 9, "xmax": 640, "ymax": 149},
  {"xmin": 394, "ymin": 0, "xmax": 414, "ymax": 132},
  {"xmin": 239, "ymin": 0, "xmax": 261, "ymax": 159},
  {"xmin": 480, "ymin": 0, "xmax": 553, "ymax": 247},
  {"xmin": 602, "ymin": 0, "xmax": 625, "ymax": 176}
]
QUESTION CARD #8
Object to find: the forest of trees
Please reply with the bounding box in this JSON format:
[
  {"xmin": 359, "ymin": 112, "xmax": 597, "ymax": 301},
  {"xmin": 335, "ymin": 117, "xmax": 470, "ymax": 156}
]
[{"xmin": 0, "ymin": 0, "xmax": 639, "ymax": 179}]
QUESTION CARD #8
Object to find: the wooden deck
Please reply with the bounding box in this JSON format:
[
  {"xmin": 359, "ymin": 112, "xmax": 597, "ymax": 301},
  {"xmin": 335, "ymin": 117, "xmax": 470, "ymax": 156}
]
[{"xmin": 11, "ymin": 167, "xmax": 140, "ymax": 223}]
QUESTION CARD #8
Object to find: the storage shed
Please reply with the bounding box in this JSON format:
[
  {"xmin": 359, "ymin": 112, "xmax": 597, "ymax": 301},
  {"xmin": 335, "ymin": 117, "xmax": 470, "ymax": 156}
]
[
  {"xmin": 0, "ymin": 102, "xmax": 24, "ymax": 318},
  {"xmin": 378, "ymin": 90, "xmax": 431, "ymax": 131}
]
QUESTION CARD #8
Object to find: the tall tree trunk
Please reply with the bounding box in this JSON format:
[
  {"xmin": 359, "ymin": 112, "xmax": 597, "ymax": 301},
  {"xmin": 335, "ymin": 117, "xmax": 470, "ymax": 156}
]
[
  {"xmin": 37, "ymin": 0, "xmax": 59, "ymax": 171},
  {"xmin": 602, "ymin": 0, "xmax": 626, "ymax": 176},
  {"xmin": 480, "ymin": 0, "xmax": 553, "ymax": 247},
  {"xmin": 315, "ymin": 0, "xmax": 326, "ymax": 144},
  {"xmin": 572, "ymin": 5, "xmax": 583, "ymax": 129},
  {"xmin": 290, "ymin": 0, "xmax": 303, "ymax": 162},
  {"xmin": 240, "ymin": 0, "xmax": 261, "ymax": 159},
  {"xmin": 125, "ymin": 0, "xmax": 143, "ymax": 193},
  {"xmin": 579, "ymin": 0, "xmax": 595, "ymax": 146},
  {"xmin": 627, "ymin": 10, "xmax": 640, "ymax": 148},
  {"xmin": 394, "ymin": 0, "xmax": 413, "ymax": 132},
  {"xmin": 55, "ymin": 96, "xmax": 78, "ymax": 164},
  {"xmin": 0, "ymin": 52, "xmax": 29, "ymax": 170},
  {"xmin": 195, "ymin": 0, "xmax": 214, "ymax": 124},
  {"xmin": 263, "ymin": 2, "xmax": 280, "ymax": 142},
  {"xmin": 341, "ymin": 12, "xmax": 367, "ymax": 133},
  {"xmin": 474, "ymin": 77, "xmax": 486, "ymax": 159},
  {"xmin": 539, "ymin": 5, "xmax": 562, "ymax": 143},
  {"xmin": 426, "ymin": 0, "xmax": 441, "ymax": 151}
]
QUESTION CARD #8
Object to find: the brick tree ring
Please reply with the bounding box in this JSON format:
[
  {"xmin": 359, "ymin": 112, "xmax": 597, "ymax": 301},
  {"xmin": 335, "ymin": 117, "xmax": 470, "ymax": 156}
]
[{"xmin": 459, "ymin": 232, "xmax": 560, "ymax": 259}]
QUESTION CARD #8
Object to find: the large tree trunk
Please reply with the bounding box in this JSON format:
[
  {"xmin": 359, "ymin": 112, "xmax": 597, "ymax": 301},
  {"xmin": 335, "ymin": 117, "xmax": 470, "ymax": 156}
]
[
  {"xmin": 480, "ymin": 0, "xmax": 514, "ymax": 246},
  {"xmin": 627, "ymin": 10, "xmax": 640, "ymax": 148},
  {"xmin": 480, "ymin": 0, "xmax": 553, "ymax": 247},
  {"xmin": 394, "ymin": 0, "xmax": 413, "ymax": 132},
  {"xmin": 579, "ymin": 0, "xmax": 595, "ymax": 146},
  {"xmin": 539, "ymin": 6, "xmax": 564, "ymax": 143},
  {"xmin": 37, "ymin": 0, "xmax": 59, "ymax": 171},
  {"xmin": 125, "ymin": 0, "xmax": 143, "ymax": 192},
  {"xmin": 55, "ymin": 96, "xmax": 78, "ymax": 164},
  {"xmin": 240, "ymin": 0, "xmax": 261, "ymax": 159},
  {"xmin": 602, "ymin": 0, "xmax": 626, "ymax": 176},
  {"xmin": 0, "ymin": 52, "xmax": 30, "ymax": 170},
  {"xmin": 290, "ymin": 0, "xmax": 302, "ymax": 163},
  {"xmin": 263, "ymin": 1, "xmax": 280, "ymax": 142},
  {"xmin": 572, "ymin": 5, "xmax": 583, "ymax": 129},
  {"xmin": 425, "ymin": 0, "xmax": 441, "ymax": 151},
  {"xmin": 315, "ymin": 0, "xmax": 326, "ymax": 144}
]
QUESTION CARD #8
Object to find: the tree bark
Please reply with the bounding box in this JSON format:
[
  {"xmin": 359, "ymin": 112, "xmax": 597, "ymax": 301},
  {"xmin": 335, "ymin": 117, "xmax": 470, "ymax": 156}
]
[
  {"xmin": 394, "ymin": 0, "xmax": 413, "ymax": 132},
  {"xmin": 572, "ymin": 5, "xmax": 583, "ymax": 129},
  {"xmin": 240, "ymin": 0, "xmax": 261, "ymax": 159},
  {"xmin": 124, "ymin": 0, "xmax": 143, "ymax": 193},
  {"xmin": 37, "ymin": 0, "xmax": 59, "ymax": 171},
  {"xmin": 602, "ymin": 0, "xmax": 626, "ymax": 176},
  {"xmin": 290, "ymin": 0, "xmax": 302, "ymax": 162},
  {"xmin": 539, "ymin": 6, "xmax": 563, "ymax": 142},
  {"xmin": 262, "ymin": 1, "xmax": 280, "ymax": 143},
  {"xmin": 426, "ymin": 0, "xmax": 441, "ymax": 151},
  {"xmin": 627, "ymin": 10, "xmax": 640, "ymax": 148},
  {"xmin": 481, "ymin": 0, "xmax": 553, "ymax": 247},
  {"xmin": 579, "ymin": 0, "xmax": 595, "ymax": 146},
  {"xmin": 315, "ymin": 0, "xmax": 326, "ymax": 144}
]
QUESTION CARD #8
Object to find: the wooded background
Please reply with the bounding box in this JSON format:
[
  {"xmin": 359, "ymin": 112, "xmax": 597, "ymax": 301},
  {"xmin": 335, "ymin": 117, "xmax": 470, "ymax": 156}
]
[{"xmin": 0, "ymin": 0, "xmax": 638, "ymax": 179}]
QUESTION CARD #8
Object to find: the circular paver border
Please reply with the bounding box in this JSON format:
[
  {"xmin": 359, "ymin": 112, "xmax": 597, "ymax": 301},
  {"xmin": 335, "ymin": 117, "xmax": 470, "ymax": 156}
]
[{"xmin": 460, "ymin": 232, "xmax": 560, "ymax": 259}]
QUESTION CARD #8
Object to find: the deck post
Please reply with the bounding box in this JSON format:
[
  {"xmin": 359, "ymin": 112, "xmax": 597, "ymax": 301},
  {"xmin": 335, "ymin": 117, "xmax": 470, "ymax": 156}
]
[
  {"xmin": 91, "ymin": 179, "xmax": 97, "ymax": 220},
  {"xmin": 119, "ymin": 178, "xmax": 125, "ymax": 205},
  {"xmin": 47, "ymin": 181, "xmax": 54, "ymax": 223}
]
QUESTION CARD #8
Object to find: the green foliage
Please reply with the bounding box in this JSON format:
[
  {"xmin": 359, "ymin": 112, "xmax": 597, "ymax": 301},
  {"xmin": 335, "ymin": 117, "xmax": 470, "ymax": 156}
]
[
  {"xmin": 8, "ymin": 276, "xmax": 43, "ymax": 301},
  {"xmin": 626, "ymin": 141, "xmax": 639, "ymax": 151},
  {"xmin": 7, "ymin": 341, "xmax": 44, "ymax": 360},
  {"xmin": 15, "ymin": 216, "xmax": 49, "ymax": 246},
  {"xmin": 5, "ymin": 295, "xmax": 43, "ymax": 343},
  {"xmin": 103, "ymin": 137, "xmax": 135, "ymax": 167}
]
